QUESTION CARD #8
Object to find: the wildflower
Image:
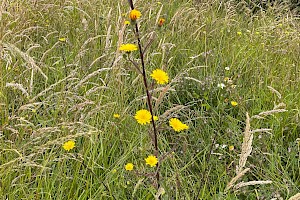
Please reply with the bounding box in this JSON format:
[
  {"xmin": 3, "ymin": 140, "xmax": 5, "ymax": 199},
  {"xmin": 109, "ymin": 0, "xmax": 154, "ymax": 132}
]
[
  {"xmin": 119, "ymin": 44, "xmax": 138, "ymax": 52},
  {"xmin": 125, "ymin": 163, "xmax": 134, "ymax": 171},
  {"xmin": 135, "ymin": 109, "xmax": 152, "ymax": 125},
  {"xmin": 231, "ymin": 101, "xmax": 238, "ymax": 107},
  {"xmin": 150, "ymin": 69, "xmax": 169, "ymax": 85},
  {"xmin": 129, "ymin": 9, "xmax": 141, "ymax": 21},
  {"xmin": 224, "ymin": 77, "xmax": 233, "ymax": 84},
  {"xmin": 153, "ymin": 116, "xmax": 159, "ymax": 121},
  {"xmin": 124, "ymin": 20, "xmax": 130, "ymax": 25},
  {"xmin": 225, "ymin": 67, "xmax": 230, "ymax": 71},
  {"xmin": 59, "ymin": 38, "xmax": 66, "ymax": 42},
  {"xmin": 217, "ymin": 83, "xmax": 225, "ymax": 89},
  {"xmin": 113, "ymin": 113, "xmax": 120, "ymax": 118},
  {"xmin": 145, "ymin": 155, "xmax": 158, "ymax": 167},
  {"xmin": 237, "ymin": 31, "xmax": 242, "ymax": 35},
  {"xmin": 229, "ymin": 145, "xmax": 235, "ymax": 151},
  {"xmin": 62, "ymin": 140, "xmax": 75, "ymax": 151},
  {"xmin": 169, "ymin": 118, "xmax": 189, "ymax": 132},
  {"xmin": 158, "ymin": 18, "xmax": 165, "ymax": 27}
]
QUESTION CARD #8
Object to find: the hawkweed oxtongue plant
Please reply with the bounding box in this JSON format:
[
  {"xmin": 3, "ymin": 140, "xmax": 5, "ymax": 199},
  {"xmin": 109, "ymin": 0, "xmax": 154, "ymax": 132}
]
[
  {"xmin": 121, "ymin": 0, "xmax": 188, "ymax": 196},
  {"xmin": 125, "ymin": 0, "xmax": 160, "ymax": 189}
]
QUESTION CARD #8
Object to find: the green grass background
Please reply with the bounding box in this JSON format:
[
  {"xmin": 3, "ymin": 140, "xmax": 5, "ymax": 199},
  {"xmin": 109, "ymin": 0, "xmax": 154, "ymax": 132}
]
[{"xmin": 1, "ymin": 0, "xmax": 300, "ymax": 199}]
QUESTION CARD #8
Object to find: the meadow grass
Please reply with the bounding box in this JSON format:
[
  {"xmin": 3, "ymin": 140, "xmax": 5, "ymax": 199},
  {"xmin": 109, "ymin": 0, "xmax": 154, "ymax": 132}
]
[{"xmin": 1, "ymin": 0, "xmax": 300, "ymax": 199}]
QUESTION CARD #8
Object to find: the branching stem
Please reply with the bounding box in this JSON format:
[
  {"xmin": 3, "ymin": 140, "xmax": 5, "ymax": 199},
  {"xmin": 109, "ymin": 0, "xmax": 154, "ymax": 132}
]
[{"xmin": 127, "ymin": 0, "xmax": 160, "ymax": 190}]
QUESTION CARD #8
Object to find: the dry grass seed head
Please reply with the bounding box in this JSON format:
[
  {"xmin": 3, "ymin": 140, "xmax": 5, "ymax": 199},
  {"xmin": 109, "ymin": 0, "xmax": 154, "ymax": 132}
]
[{"xmin": 237, "ymin": 112, "xmax": 252, "ymax": 174}]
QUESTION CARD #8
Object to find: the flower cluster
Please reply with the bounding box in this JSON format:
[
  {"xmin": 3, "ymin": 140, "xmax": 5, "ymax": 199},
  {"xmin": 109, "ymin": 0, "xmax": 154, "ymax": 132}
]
[{"xmin": 125, "ymin": 155, "xmax": 158, "ymax": 171}]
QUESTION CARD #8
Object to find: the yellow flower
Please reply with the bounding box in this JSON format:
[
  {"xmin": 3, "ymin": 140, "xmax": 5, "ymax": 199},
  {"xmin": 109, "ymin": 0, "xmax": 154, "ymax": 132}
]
[
  {"xmin": 169, "ymin": 118, "xmax": 189, "ymax": 132},
  {"xmin": 129, "ymin": 9, "xmax": 141, "ymax": 21},
  {"xmin": 125, "ymin": 163, "xmax": 134, "ymax": 171},
  {"xmin": 62, "ymin": 140, "xmax": 75, "ymax": 151},
  {"xmin": 229, "ymin": 145, "xmax": 235, "ymax": 151},
  {"xmin": 113, "ymin": 113, "xmax": 120, "ymax": 118},
  {"xmin": 124, "ymin": 20, "xmax": 130, "ymax": 25},
  {"xmin": 158, "ymin": 18, "xmax": 165, "ymax": 27},
  {"xmin": 150, "ymin": 69, "xmax": 169, "ymax": 85},
  {"xmin": 59, "ymin": 37, "xmax": 66, "ymax": 42},
  {"xmin": 135, "ymin": 109, "xmax": 152, "ymax": 125},
  {"xmin": 237, "ymin": 31, "xmax": 242, "ymax": 35},
  {"xmin": 153, "ymin": 116, "xmax": 159, "ymax": 121},
  {"xmin": 119, "ymin": 43, "xmax": 138, "ymax": 52},
  {"xmin": 145, "ymin": 155, "xmax": 158, "ymax": 167},
  {"xmin": 231, "ymin": 101, "xmax": 238, "ymax": 107}
]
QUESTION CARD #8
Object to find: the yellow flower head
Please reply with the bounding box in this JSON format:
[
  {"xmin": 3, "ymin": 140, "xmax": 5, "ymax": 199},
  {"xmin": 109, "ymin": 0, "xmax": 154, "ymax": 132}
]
[
  {"xmin": 229, "ymin": 145, "xmax": 235, "ymax": 151},
  {"xmin": 135, "ymin": 109, "xmax": 152, "ymax": 125},
  {"xmin": 150, "ymin": 69, "xmax": 169, "ymax": 85},
  {"xmin": 119, "ymin": 43, "xmax": 138, "ymax": 52},
  {"xmin": 237, "ymin": 31, "xmax": 242, "ymax": 35},
  {"xmin": 113, "ymin": 113, "xmax": 120, "ymax": 118},
  {"xmin": 125, "ymin": 163, "xmax": 134, "ymax": 171},
  {"xmin": 158, "ymin": 18, "xmax": 165, "ymax": 27},
  {"xmin": 169, "ymin": 118, "xmax": 189, "ymax": 132},
  {"xmin": 153, "ymin": 116, "xmax": 159, "ymax": 121},
  {"xmin": 59, "ymin": 38, "xmax": 66, "ymax": 42},
  {"xmin": 231, "ymin": 101, "xmax": 238, "ymax": 107},
  {"xmin": 124, "ymin": 20, "xmax": 130, "ymax": 25},
  {"xmin": 129, "ymin": 9, "xmax": 141, "ymax": 21},
  {"xmin": 62, "ymin": 140, "xmax": 75, "ymax": 151},
  {"xmin": 145, "ymin": 155, "xmax": 158, "ymax": 167}
]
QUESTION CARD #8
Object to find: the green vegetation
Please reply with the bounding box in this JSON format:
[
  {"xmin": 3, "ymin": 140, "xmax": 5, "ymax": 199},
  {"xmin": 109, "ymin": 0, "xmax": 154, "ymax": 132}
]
[{"xmin": 1, "ymin": 0, "xmax": 300, "ymax": 199}]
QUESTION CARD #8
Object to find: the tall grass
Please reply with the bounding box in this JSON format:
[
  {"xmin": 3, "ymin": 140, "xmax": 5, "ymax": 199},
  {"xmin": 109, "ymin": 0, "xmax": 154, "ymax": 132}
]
[{"xmin": 1, "ymin": 0, "xmax": 300, "ymax": 199}]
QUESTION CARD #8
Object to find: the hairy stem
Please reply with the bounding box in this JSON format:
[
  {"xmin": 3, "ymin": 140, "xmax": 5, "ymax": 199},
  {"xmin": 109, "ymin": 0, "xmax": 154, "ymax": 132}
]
[{"xmin": 127, "ymin": 0, "xmax": 160, "ymax": 189}]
